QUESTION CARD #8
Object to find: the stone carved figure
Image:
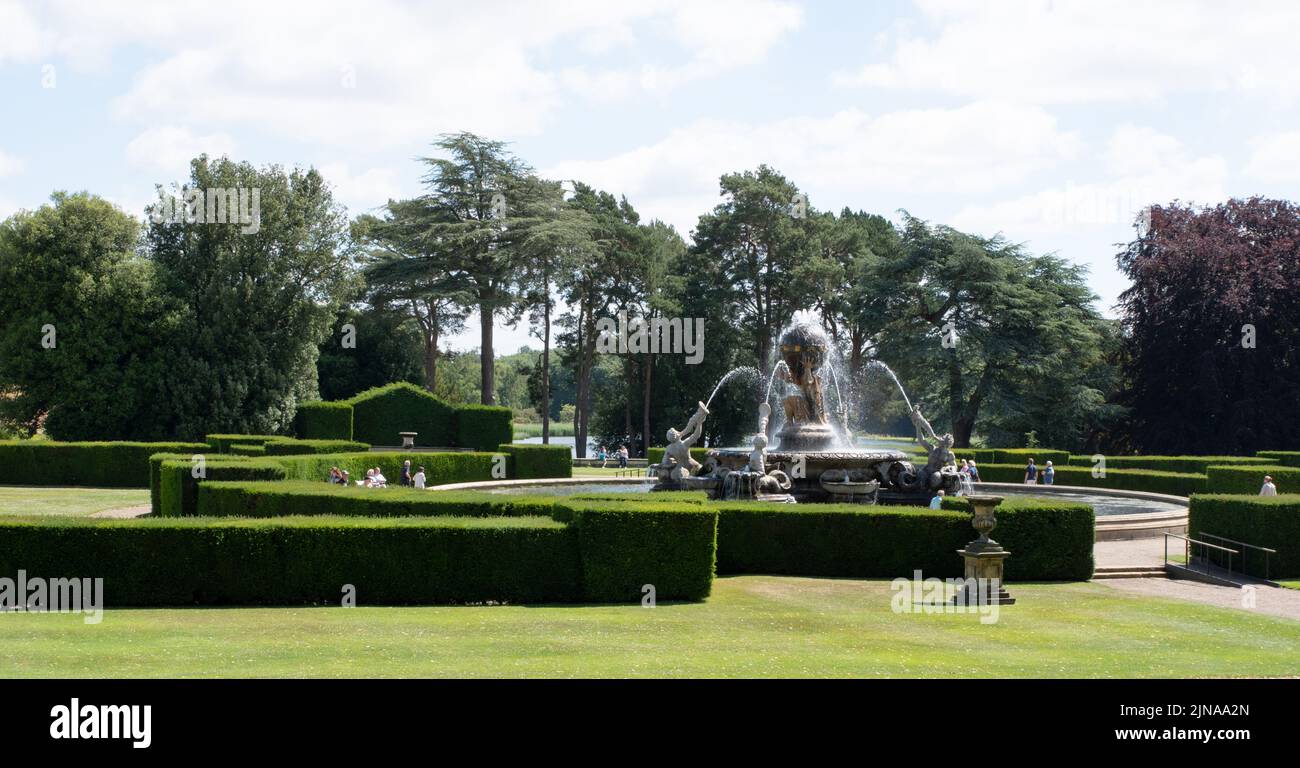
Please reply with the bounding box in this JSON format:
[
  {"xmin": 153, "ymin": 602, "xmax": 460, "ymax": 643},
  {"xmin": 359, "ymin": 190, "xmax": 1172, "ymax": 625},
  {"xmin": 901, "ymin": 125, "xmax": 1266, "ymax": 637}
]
[
  {"xmin": 909, "ymin": 406, "xmax": 956, "ymax": 490},
  {"xmin": 663, "ymin": 402, "xmax": 709, "ymax": 481},
  {"xmin": 748, "ymin": 433, "xmax": 768, "ymax": 474}
]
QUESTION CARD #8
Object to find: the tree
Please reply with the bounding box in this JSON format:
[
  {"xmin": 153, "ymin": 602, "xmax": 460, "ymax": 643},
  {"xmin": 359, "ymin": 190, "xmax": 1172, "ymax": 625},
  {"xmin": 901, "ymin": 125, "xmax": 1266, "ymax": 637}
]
[
  {"xmin": 1116, "ymin": 197, "xmax": 1300, "ymax": 453},
  {"xmin": 0, "ymin": 193, "xmax": 174, "ymax": 438},
  {"xmin": 315, "ymin": 305, "xmax": 425, "ymax": 400}
]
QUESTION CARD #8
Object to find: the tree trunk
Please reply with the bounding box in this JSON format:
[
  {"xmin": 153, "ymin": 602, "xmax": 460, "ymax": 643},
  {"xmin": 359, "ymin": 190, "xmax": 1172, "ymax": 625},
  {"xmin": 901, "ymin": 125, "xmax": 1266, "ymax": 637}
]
[
  {"xmin": 541, "ymin": 296, "xmax": 551, "ymax": 445},
  {"xmin": 479, "ymin": 299, "xmax": 495, "ymax": 405},
  {"xmin": 642, "ymin": 352, "xmax": 653, "ymax": 458}
]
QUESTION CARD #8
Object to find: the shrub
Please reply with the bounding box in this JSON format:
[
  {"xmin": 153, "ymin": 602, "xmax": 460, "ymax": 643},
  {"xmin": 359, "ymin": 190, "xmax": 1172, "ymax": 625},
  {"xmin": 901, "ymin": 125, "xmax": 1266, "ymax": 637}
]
[
  {"xmin": 567, "ymin": 500, "xmax": 717, "ymax": 602},
  {"xmin": 1204, "ymin": 464, "xmax": 1300, "ymax": 494},
  {"xmin": 0, "ymin": 440, "xmax": 211, "ymax": 488},
  {"xmin": 1067, "ymin": 455, "xmax": 1272, "ymax": 473},
  {"xmin": 205, "ymin": 435, "xmax": 281, "ymax": 454},
  {"xmin": 940, "ymin": 497, "xmax": 1095, "ymax": 580},
  {"xmin": 0, "ymin": 515, "xmax": 582, "ymax": 605},
  {"xmin": 294, "ymin": 401, "xmax": 354, "ymax": 440},
  {"xmin": 229, "ymin": 444, "xmax": 267, "ymax": 456},
  {"xmin": 571, "ymin": 490, "xmax": 708, "ymax": 504},
  {"xmin": 498, "ymin": 444, "xmax": 572, "ymax": 479},
  {"xmin": 198, "ymin": 481, "xmax": 558, "ymax": 518},
  {"xmin": 261, "ymin": 438, "xmax": 371, "ymax": 455},
  {"xmin": 1255, "ymin": 451, "xmax": 1300, "ymax": 468},
  {"xmin": 348, "ymin": 382, "xmax": 455, "ymax": 448},
  {"xmin": 455, "ymin": 405, "xmax": 513, "ymax": 451},
  {"xmin": 158, "ymin": 459, "xmax": 288, "ymax": 516},
  {"xmin": 272, "ymin": 451, "xmax": 500, "ymax": 486},
  {"xmin": 989, "ymin": 448, "xmax": 1071, "ymax": 465},
  {"xmin": 1189, "ymin": 494, "xmax": 1300, "ymax": 577},
  {"xmin": 970, "ymin": 462, "xmax": 1206, "ymax": 496},
  {"xmin": 149, "ymin": 451, "xmax": 218, "ymax": 514},
  {"xmin": 953, "ymin": 449, "xmax": 999, "ymax": 464}
]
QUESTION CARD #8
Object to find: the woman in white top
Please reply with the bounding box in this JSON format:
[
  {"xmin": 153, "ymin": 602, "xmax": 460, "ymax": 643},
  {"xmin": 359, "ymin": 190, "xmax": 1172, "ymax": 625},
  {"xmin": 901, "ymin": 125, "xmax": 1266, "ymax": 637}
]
[{"xmin": 413, "ymin": 466, "xmax": 426, "ymax": 489}]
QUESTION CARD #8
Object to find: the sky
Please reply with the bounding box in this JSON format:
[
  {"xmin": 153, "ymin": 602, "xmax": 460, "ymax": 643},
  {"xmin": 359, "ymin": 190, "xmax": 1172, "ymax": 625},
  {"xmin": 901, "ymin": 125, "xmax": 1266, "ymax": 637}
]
[{"xmin": 3, "ymin": 0, "xmax": 1300, "ymax": 355}]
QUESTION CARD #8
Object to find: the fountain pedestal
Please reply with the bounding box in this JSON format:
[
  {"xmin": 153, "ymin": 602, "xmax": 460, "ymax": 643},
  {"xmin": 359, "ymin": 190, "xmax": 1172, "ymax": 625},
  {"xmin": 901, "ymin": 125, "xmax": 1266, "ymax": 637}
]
[{"xmin": 954, "ymin": 495, "xmax": 1015, "ymax": 606}]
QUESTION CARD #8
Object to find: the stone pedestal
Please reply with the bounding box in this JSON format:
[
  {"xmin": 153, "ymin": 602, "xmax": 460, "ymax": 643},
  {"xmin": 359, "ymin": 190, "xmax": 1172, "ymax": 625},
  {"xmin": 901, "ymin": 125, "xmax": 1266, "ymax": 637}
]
[{"xmin": 953, "ymin": 494, "xmax": 1015, "ymax": 606}]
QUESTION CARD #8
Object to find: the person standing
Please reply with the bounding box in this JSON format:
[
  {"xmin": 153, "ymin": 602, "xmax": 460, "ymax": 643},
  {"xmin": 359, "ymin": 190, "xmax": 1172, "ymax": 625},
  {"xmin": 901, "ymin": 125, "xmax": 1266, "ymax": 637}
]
[
  {"xmin": 1043, "ymin": 460, "xmax": 1055, "ymax": 485},
  {"xmin": 1024, "ymin": 458, "xmax": 1038, "ymax": 485},
  {"xmin": 618, "ymin": 444, "xmax": 629, "ymax": 468},
  {"xmin": 929, "ymin": 489, "xmax": 946, "ymax": 510},
  {"xmin": 1260, "ymin": 475, "xmax": 1278, "ymax": 496},
  {"xmin": 400, "ymin": 460, "xmax": 413, "ymax": 487},
  {"xmin": 413, "ymin": 465, "xmax": 426, "ymax": 490},
  {"xmin": 968, "ymin": 460, "xmax": 980, "ymax": 483}
]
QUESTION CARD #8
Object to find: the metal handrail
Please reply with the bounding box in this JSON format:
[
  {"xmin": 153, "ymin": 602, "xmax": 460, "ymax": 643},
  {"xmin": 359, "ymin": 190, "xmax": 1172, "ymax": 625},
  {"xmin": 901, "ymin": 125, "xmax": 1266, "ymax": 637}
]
[
  {"xmin": 1164, "ymin": 533, "xmax": 1240, "ymax": 577},
  {"xmin": 1198, "ymin": 532, "xmax": 1276, "ymax": 580}
]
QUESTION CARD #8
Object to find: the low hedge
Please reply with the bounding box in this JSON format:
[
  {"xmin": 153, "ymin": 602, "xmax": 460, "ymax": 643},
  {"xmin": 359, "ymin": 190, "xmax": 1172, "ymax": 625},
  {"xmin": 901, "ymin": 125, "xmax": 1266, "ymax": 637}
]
[
  {"xmin": 940, "ymin": 497, "xmax": 1095, "ymax": 580},
  {"xmin": 205, "ymin": 435, "xmax": 281, "ymax": 454},
  {"xmin": 0, "ymin": 440, "xmax": 211, "ymax": 488},
  {"xmin": 1204, "ymin": 464, "xmax": 1300, "ymax": 495},
  {"xmin": 970, "ymin": 462, "xmax": 1206, "ymax": 496},
  {"xmin": 1255, "ymin": 451, "xmax": 1300, "ymax": 468},
  {"xmin": 571, "ymin": 490, "xmax": 709, "ymax": 504},
  {"xmin": 229, "ymin": 444, "xmax": 267, "ymax": 456},
  {"xmin": 498, "ymin": 443, "xmax": 572, "ymax": 479},
  {"xmin": 158, "ymin": 459, "xmax": 289, "ymax": 516},
  {"xmin": 1188, "ymin": 494, "xmax": 1300, "ymax": 578},
  {"xmin": 197, "ymin": 482, "xmax": 559, "ymax": 518},
  {"xmin": 149, "ymin": 451, "xmax": 249, "ymax": 514},
  {"xmin": 348, "ymin": 382, "xmax": 455, "ymax": 448},
  {"xmin": 455, "ymin": 405, "xmax": 514, "ymax": 452},
  {"xmin": 567, "ymin": 500, "xmax": 717, "ymax": 602},
  {"xmin": 294, "ymin": 401, "xmax": 354, "ymax": 441},
  {"xmin": 273, "ymin": 451, "xmax": 501, "ymax": 486},
  {"xmin": 261, "ymin": 438, "xmax": 371, "ymax": 456},
  {"xmin": 1067, "ymin": 454, "xmax": 1272, "ymax": 473}
]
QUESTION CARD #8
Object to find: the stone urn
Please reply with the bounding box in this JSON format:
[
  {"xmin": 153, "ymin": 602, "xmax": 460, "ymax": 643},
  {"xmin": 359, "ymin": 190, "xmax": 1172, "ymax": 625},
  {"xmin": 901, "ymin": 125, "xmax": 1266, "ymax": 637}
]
[{"xmin": 965, "ymin": 494, "xmax": 1003, "ymax": 549}]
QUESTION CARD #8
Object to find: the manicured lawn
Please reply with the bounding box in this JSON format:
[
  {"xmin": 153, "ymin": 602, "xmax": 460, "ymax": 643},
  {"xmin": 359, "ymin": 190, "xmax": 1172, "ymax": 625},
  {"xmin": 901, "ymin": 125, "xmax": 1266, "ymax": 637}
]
[
  {"xmin": 0, "ymin": 486, "xmax": 148, "ymax": 517},
  {"xmin": 1, "ymin": 576, "xmax": 1297, "ymax": 677},
  {"xmin": 1279, "ymin": 580, "xmax": 1300, "ymax": 590},
  {"xmin": 572, "ymin": 466, "xmax": 649, "ymax": 477}
]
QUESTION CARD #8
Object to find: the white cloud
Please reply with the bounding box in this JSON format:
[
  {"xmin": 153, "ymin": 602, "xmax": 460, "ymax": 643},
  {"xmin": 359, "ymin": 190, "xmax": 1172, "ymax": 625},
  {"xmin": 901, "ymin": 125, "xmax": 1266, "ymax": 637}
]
[
  {"xmin": 1243, "ymin": 131, "xmax": 1300, "ymax": 183},
  {"xmin": 0, "ymin": 148, "xmax": 22, "ymax": 177},
  {"xmin": 124, "ymin": 125, "xmax": 237, "ymax": 176},
  {"xmin": 834, "ymin": 0, "xmax": 1300, "ymax": 105},
  {"xmin": 316, "ymin": 163, "xmax": 405, "ymax": 217}
]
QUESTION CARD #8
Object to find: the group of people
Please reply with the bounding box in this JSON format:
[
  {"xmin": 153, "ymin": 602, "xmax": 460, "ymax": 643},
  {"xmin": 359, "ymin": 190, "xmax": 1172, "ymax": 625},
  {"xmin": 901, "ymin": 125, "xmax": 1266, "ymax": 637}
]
[
  {"xmin": 1022, "ymin": 458, "xmax": 1055, "ymax": 485},
  {"xmin": 596, "ymin": 444, "xmax": 630, "ymax": 469},
  {"xmin": 327, "ymin": 460, "xmax": 426, "ymax": 489},
  {"xmin": 958, "ymin": 459, "xmax": 981, "ymax": 483}
]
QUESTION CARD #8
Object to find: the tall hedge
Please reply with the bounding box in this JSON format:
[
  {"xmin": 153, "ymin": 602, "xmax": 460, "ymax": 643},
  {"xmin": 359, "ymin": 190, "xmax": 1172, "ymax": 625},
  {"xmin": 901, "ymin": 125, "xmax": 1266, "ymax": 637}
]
[
  {"xmin": 261, "ymin": 438, "xmax": 371, "ymax": 455},
  {"xmin": 567, "ymin": 501, "xmax": 717, "ymax": 602},
  {"xmin": 0, "ymin": 441, "xmax": 211, "ymax": 488},
  {"xmin": 970, "ymin": 462, "xmax": 1206, "ymax": 496},
  {"xmin": 294, "ymin": 401, "xmax": 353, "ymax": 441},
  {"xmin": 498, "ymin": 444, "xmax": 572, "ymax": 479},
  {"xmin": 1204, "ymin": 464, "xmax": 1300, "ymax": 494},
  {"xmin": 158, "ymin": 459, "xmax": 289, "ymax": 516},
  {"xmin": 347, "ymin": 382, "xmax": 455, "ymax": 447},
  {"xmin": 1255, "ymin": 451, "xmax": 1300, "ymax": 468},
  {"xmin": 454, "ymin": 405, "xmax": 513, "ymax": 452},
  {"xmin": 1188, "ymin": 494, "xmax": 1300, "ymax": 578},
  {"xmin": 205, "ymin": 435, "xmax": 281, "ymax": 454},
  {"xmin": 1066, "ymin": 454, "xmax": 1272, "ymax": 473}
]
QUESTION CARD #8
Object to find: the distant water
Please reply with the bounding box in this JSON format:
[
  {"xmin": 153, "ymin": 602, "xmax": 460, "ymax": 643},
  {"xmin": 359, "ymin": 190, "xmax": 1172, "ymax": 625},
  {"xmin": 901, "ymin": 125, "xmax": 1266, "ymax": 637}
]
[{"xmin": 517, "ymin": 435, "xmax": 597, "ymax": 458}]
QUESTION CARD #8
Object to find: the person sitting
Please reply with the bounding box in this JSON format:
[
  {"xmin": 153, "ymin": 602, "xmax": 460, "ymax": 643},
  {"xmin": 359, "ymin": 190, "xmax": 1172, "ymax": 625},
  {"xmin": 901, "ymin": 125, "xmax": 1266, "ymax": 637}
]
[
  {"xmin": 340, "ymin": 470, "xmax": 350, "ymax": 486},
  {"xmin": 929, "ymin": 489, "xmax": 946, "ymax": 510},
  {"xmin": 328, "ymin": 466, "xmax": 342, "ymax": 484},
  {"xmin": 372, "ymin": 467, "xmax": 388, "ymax": 487},
  {"xmin": 1260, "ymin": 475, "xmax": 1278, "ymax": 496},
  {"xmin": 400, "ymin": 460, "xmax": 412, "ymax": 487},
  {"xmin": 363, "ymin": 469, "xmax": 376, "ymax": 487},
  {"xmin": 413, "ymin": 465, "xmax": 426, "ymax": 489}
]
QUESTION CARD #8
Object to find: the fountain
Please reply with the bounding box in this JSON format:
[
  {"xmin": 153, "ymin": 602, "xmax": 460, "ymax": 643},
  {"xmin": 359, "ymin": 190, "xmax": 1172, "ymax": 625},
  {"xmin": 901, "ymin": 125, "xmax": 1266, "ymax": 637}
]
[{"xmin": 651, "ymin": 317, "xmax": 963, "ymax": 504}]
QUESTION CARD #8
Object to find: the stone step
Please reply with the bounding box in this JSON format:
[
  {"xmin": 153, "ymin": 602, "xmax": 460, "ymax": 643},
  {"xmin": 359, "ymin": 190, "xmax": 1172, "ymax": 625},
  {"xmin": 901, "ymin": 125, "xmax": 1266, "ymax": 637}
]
[
  {"xmin": 1093, "ymin": 571, "xmax": 1166, "ymax": 580},
  {"xmin": 1095, "ymin": 564, "xmax": 1165, "ymax": 573}
]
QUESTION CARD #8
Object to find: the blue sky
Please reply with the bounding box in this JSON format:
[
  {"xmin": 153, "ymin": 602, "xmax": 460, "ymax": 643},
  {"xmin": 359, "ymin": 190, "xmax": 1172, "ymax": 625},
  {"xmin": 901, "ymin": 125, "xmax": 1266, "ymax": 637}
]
[{"xmin": 3, "ymin": 0, "xmax": 1300, "ymax": 354}]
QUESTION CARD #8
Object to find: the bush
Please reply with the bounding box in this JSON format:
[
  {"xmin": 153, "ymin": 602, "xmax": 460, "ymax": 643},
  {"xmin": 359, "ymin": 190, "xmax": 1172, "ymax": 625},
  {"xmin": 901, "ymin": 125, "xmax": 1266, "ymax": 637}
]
[
  {"xmin": 1189, "ymin": 494, "xmax": 1300, "ymax": 577},
  {"xmin": 198, "ymin": 481, "xmax": 558, "ymax": 518},
  {"xmin": 149, "ymin": 451, "xmax": 223, "ymax": 514},
  {"xmin": 989, "ymin": 448, "xmax": 1071, "ymax": 465},
  {"xmin": 970, "ymin": 462, "xmax": 1206, "ymax": 496},
  {"xmin": 205, "ymin": 435, "xmax": 282, "ymax": 454},
  {"xmin": 455, "ymin": 405, "xmax": 513, "ymax": 451},
  {"xmin": 1255, "ymin": 451, "xmax": 1300, "ymax": 468},
  {"xmin": 0, "ymin": 515, "xmax": 582, "ymax": 605},
  {"xmin": 348, "ymin": 382, "xmax": 455, "ymax": 448},
  {"xmin": 571, "ymin": 490, "xmax": 708, "ymax": 504},
  {"xmin": 940, "ymin": 497, "xmax": 1095, "ymax": 580},
  {"xmin": 1067, "ymin": 454, "xmax": 1272, "ymax": 473},
  {"xmin": 229, "ymin": 444, "xmax": 267, "ymax": 456},
  {"xmin": 294, "ymin": 401, "xmax": 353, "ymax": 441},
  {"xmin": 261, "ymin": 438, "xmax": 371, "ymax": 455},
  {"xmin": 272, "ymin": 451, "xmax": 501, "ymax": 486},
  {"xmin": 0, "ymin": 440, "xmax": 211, "ymax": 488},
  {"xmin": 1204, "ymin": 464, "xmax": 1300, "ymax": 494},
  {"xmin": 158, "ymin": 459, "xmax": 288, "ymax": 516},
  {"xmin": 568, "ymin": 500, "xmax": 717, "ymax": 602},
  {"xmin": 498, "ymin": 444, "xmax": 572, "ymax": 479}
]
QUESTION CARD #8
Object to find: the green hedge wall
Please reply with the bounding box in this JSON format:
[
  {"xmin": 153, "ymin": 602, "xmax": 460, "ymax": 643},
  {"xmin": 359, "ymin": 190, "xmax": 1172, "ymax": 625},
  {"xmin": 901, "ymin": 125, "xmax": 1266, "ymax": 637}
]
[
  {"xmin": 149, "ymin": 451, "xmax": 228, "ymax": 514},
  {"xmin": 1066, "ymin": 455, "xmax": 1272, "ymax": 473},
  {"xmin": 1255, "ymin": 451, "xmax": 1300, "ymax": 468},
  {"xmin": 229, "ymin": 444, "xmax": 267, "ymax": 456},
  {"xmin": 294, "ymin": 401, "xmax": 354, "ymax": 441},
  {"xmin": 567, "ymin": 501, "xmax": 717, "ymax": 602},
  {"xmin": 971, "ymin": 462, "xmax": 1206, "ymax": 496},
  {"xmin": 455, "ymin": 405, "xmax": 514, "ymax": 452},
  {"xmin": 348, "ymin": 382, "xmax": 455, "ymax": 448},
  {"xmin": 205, "ymin": 435, "xmax": 282, "ymax": 454},
  {"xmin": 198, "ymin": 482, "xmax": 559, "ymax": 518},
  {"xmin": 159, "ymin": 459, "xmax": 289, "ymax": 516},
  {"xmin": 262, "ymin": 438, "xmax": 371, "ymax": 455},
  {"xmin": 1189, "ymin": 494, "xmax": 1300, "ymax": 578},
  {"xmin": 1204, "ymin": 465, "xmax": 1300, "ymax": 494},
  {"xmin": 272, "ymin": 451, "xmax": 501, "ymax": 485},
  {"xmin": 0, "ymin": 441, "xmax": 211, "ymax": 488},
  {"xmin": 940, "ymin": 497, "xmax": 1095, "ymax": 580},
  {"xmin": 498, "ymin": 444, "xmax": 572, "ymax": 479}
]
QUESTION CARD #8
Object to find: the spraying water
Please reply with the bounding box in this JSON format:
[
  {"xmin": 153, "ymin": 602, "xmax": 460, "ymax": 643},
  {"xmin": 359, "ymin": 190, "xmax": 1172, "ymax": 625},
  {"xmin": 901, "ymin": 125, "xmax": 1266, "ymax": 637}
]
[
  {"xmin": 866, "ymin": 360, "xmax": 913, "ymax": 412},
  {"xmin": 704, "ymin": 366, "xmax": 761, "ymax": 410}
]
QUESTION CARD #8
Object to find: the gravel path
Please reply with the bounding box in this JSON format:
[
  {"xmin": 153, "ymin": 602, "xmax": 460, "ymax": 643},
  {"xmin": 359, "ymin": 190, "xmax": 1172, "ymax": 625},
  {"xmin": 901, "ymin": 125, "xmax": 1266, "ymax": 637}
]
[
  {"xmin": 1100, "ymin": 578, "xmax": 1300, "ymax": 622},
  {"xmin": 88, "ymin": 505, "xmax": 151, "ymax": 519},
  {"xmin": 1094, "ymin": 537, "xmax": 1174, "ymax": 568}
]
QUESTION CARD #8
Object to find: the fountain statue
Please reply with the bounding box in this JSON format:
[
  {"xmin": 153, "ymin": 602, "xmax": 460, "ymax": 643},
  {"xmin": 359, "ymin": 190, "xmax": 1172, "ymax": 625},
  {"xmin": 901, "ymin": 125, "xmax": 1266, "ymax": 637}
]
[{"xmin": 651, "ymin": 317, "xmax": 963, "ymax": 504}]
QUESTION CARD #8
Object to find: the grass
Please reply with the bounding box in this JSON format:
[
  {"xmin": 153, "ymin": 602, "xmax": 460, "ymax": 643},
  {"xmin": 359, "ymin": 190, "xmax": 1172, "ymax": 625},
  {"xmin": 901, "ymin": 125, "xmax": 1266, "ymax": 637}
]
[
  {"xmin": 1279, "ymin": 580, "xmax": 1300, "ymax": 590},
  {"xmin": 572, "ymin": 466, "xmax": 649, "ymax": 477},
  {"xmin": 512, "ymin": 422, "xmax": 576, "ymax": 438},
  {"xmin": 0, "ymin": 485, "xmax": 148, "ymax": 517},
  {"xmin": 1, "ymin": 576, "xmax": 1297, "ymax": 677}
]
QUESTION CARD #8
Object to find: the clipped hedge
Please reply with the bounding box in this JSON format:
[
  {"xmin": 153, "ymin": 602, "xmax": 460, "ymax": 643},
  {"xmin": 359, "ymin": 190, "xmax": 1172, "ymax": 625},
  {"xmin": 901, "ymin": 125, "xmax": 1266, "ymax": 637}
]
[
  {"xmin": 567, "ymin": 500, "xmax": 717, "ymax": 602},
  {"xmin": 229, "ymin": 444, "xmax": 267, "ymax": 456},
  {"xmin": 1189, "ymin": 494, "xmax": 1300, "ymax": 578},
  {"xmin": 198, "ymin": 481, "xmax": 558, "ymax": 518},
  {"xmin": 1255, "ymin": 451, "xmax": 1300, "ymax": 468},
  {"xmin": 348, "ymin": 382, "xmax": 455, "ymax": 448},
  {"xmin": 205, "ymin": 435, "xmax": 281, "ymax": 454},
  {"xmin": 1067, "ymin": 454, "xmax": 1272, "ymax": 474},
  {"xmin": 0, "ymin": 440, "xmax": 211, "ymax": 488},
  {"xmin": 498, "ymin": 443, "xmax": 572, "ymax": 479},
  {"xmin": 158, "ymin": 459, "xmax": 288, "ymax": 516},
  {"xmin": 941, "ymin": 497, "xmax": 1095, "ymax": 581},
  {"xmin": 1204, "ymin": 464, "xmax": 1300, "ymax": 494},
  {"xmin": 455, "ymin": 405, "xmax": 514, "ymax": 452},
  {"xmin": 273, "ymin": 451, "xmax": 501, "ymax": 486},
  {"xmin": 262, "ymin": 438, "xmax": 371, "ymax": 456},
  {"xmin": 294, "ymin": 401, "xmax": 354, "ymax": 441},
  {"xmin": 970, "ymin": 462, "xmax": 1206, "ymax": 496}
]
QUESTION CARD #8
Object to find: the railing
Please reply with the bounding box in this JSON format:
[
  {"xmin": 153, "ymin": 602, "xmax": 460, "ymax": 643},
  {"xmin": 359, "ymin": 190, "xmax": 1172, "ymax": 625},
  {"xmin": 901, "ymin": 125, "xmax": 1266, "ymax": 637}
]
[
  {"xmin": 1163, "ymin": 532, "xmax": 1239, "ymax": 577},
  {"xmin": 1198, "ymin": 532, "xmax": 1277, "ymax": 581}
]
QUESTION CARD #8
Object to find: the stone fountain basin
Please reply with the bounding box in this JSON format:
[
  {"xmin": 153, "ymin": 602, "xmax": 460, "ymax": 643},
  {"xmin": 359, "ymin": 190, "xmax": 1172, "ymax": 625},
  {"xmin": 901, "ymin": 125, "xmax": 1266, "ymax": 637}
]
[{"xmin": 710, "ymin": 448, "xmax": 910, "ymax": 480}]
